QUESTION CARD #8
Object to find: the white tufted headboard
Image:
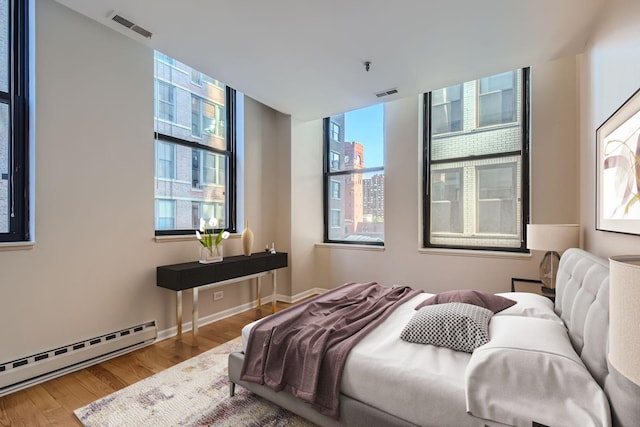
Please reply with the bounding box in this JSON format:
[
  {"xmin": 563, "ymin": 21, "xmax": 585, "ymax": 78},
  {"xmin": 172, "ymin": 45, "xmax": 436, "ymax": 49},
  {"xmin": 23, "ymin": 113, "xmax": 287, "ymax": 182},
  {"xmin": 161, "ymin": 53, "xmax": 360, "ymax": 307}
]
[{"xmin": 555, "ymin": 248, "xmax": 640, "ymax": 427}]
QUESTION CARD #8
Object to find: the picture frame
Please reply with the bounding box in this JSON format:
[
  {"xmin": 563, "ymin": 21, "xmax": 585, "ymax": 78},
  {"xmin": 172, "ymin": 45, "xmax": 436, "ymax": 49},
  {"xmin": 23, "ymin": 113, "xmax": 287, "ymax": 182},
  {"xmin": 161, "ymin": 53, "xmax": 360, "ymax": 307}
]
[{"xmin": 596, "ymin": 87, "xmax": 640, "ymax": 235}]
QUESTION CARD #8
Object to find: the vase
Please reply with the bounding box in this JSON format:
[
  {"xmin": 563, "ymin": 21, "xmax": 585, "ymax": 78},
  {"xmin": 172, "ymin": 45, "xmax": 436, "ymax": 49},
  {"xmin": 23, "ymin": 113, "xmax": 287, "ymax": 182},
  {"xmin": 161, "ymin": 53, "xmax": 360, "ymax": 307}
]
[
  {"xmin": 241, "ymin": 220, "xmax": 254, "ymax": 256},
  {"xmin": 199, "ymin": 244, "xmax": 223, "ymax": 264}
]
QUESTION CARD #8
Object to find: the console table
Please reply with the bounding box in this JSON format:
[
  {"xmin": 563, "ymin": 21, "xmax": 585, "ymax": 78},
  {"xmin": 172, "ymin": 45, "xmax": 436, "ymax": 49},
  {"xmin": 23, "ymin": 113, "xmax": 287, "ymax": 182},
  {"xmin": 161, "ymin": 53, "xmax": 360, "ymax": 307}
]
[{"xmin": 157, "ymin": 252, "xmax": 288, "ymax": 340}]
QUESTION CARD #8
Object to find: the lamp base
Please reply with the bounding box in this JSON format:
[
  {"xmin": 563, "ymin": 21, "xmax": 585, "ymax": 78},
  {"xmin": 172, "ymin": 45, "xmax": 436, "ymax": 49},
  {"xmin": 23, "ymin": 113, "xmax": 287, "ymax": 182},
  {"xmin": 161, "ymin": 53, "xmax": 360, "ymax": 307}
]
[{"xmin": 539, "ymin": 250, "xmax": 561, "ymax": 289}]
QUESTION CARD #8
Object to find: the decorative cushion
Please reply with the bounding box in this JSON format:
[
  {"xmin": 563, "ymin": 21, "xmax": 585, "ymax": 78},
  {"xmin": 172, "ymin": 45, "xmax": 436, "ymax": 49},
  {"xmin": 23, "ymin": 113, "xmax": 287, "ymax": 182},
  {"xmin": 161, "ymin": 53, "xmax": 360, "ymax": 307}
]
[
  {"xmin": 400, "ymin": 302, "xmax": 493, "ymax": 353},
  {"xmin": 414, "ymin": 289, "xmax": 516, "ymax": 314}
]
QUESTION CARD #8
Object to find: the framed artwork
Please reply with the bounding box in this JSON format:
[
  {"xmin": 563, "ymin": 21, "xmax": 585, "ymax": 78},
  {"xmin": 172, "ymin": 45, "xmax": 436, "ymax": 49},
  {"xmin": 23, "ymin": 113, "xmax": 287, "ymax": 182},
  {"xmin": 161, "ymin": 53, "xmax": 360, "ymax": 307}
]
[{"xmin": 596, "ymin": 87, "xmax": 640, "ymax": 235}]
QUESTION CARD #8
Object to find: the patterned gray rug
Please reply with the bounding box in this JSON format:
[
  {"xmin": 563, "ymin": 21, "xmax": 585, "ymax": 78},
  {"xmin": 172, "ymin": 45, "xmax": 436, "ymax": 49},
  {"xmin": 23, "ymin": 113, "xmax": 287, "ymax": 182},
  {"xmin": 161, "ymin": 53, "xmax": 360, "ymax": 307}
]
[{"xmin": 74, "ymin": 337, "xmax": 315, "ymax": 426}]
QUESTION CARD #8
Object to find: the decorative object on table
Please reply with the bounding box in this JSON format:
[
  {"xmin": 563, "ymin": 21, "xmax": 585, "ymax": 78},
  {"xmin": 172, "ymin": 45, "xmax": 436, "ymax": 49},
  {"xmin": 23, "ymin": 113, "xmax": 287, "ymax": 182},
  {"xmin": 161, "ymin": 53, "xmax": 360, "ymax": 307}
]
[
  {"xmin": 269, "ymin": 242, "xmax": 276, "ymax": 254},
  {"xmin": 196, "ymin": 217, "xmax": 229, "ymax": 264},
  {"xmin": 596, "ymin": 87, "xmax": 640, "ymax": 235},
  {"xmin": 526, "ymin": 224, "xmax": 580, "ymax": 289},
  {"xmin": 609, "ymin": 255, "xmax": 640, "ymax": 386},
  {"xmin": 241, "ymin": 219, "xmax": 254, "ymax": 256}
]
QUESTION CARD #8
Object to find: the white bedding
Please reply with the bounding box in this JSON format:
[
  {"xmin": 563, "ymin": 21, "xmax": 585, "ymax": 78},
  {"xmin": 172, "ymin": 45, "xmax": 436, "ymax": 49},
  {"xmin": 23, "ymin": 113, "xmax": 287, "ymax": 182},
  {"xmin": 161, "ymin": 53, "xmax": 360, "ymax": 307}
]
[{"xmin": 240, "ymin": 291, "xmax": 608, "ymax": 427}]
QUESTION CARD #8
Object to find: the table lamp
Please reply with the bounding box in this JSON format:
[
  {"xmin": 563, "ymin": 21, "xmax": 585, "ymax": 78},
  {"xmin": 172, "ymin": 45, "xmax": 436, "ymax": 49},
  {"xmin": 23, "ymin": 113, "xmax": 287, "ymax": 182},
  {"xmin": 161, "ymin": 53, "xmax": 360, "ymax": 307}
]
[{"xmin": 526, "ymin": 224, "xmax": 580, "ymax": 289}]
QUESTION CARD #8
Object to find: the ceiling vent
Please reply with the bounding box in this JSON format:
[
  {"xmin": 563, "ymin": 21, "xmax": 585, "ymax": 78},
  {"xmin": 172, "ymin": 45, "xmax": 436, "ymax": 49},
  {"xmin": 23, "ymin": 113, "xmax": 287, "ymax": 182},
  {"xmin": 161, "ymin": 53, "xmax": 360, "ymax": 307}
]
[
  {"xmin": 108, "ymin": 12, "xmax": 153, "ymax": 39},
  {"xmin": 375, "ymin": 88, "xmax": 398, "ymax": 98}
]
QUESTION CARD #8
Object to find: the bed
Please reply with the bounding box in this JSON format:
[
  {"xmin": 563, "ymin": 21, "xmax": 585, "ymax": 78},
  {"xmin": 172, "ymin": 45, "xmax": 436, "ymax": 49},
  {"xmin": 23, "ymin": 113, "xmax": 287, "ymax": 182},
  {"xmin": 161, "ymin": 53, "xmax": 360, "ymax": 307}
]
[{"xmin": 228, "ymin": 248, "xmax": 640, "ymax": 426}]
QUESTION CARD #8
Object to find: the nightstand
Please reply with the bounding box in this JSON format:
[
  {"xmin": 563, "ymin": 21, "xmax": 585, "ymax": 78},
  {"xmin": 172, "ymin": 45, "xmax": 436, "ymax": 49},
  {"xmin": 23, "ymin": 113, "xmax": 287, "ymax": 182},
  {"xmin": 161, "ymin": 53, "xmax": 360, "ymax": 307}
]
[{"xmin": 511, "ymin": 277, "xmax": 555, "ymax": 302}]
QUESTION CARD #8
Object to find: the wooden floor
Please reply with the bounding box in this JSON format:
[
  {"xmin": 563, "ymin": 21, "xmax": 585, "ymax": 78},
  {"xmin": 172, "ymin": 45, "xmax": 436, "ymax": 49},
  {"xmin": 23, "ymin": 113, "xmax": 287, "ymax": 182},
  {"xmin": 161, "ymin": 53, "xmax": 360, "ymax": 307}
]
[{"xmin": 0, "ymin": 303, "xmax": 292, "ymax": 427}]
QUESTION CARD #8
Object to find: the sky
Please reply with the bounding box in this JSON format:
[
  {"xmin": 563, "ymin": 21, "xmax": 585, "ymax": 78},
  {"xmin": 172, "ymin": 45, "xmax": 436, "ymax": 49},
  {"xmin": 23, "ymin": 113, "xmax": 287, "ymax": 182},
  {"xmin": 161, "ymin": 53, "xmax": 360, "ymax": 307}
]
[{"xmin": 344, "ymin": 103, "xmax": 384, "ymax": 168}]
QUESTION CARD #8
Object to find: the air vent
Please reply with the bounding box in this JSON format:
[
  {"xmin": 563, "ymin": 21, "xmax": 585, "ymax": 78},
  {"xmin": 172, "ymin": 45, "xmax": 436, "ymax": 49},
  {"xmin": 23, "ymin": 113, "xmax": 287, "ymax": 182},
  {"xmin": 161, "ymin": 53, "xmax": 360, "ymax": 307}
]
[
  {"xmin": 109, "ymin": 12, "xmax": 152, "ymax": 39},
  {"xmin": 375, "ymin": 88, "xmax": 398, "ymax": 98}
]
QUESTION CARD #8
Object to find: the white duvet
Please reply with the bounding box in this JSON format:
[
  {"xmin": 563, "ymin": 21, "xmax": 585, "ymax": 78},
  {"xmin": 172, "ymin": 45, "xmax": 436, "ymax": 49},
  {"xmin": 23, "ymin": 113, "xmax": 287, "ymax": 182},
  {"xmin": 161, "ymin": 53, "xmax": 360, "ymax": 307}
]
[{"xmin": 241, "ymin": 292, "xmax": 611, "ymax": 427}]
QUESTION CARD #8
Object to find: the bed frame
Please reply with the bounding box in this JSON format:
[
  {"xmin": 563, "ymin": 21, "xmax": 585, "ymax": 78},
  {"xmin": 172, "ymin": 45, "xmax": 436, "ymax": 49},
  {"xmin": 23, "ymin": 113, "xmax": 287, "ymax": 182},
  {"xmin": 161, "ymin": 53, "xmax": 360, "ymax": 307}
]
[{"xmin": 228, "ymin": 248, "xmax": 640, "ymax": 427}]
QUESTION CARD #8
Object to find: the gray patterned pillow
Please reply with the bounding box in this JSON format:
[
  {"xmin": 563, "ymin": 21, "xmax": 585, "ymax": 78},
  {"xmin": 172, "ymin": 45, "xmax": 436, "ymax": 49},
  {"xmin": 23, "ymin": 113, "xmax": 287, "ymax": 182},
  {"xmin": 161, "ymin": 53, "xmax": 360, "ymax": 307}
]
[{"xmin": 400, "ymin": 302, "xmax": 493, "ymax": 353}]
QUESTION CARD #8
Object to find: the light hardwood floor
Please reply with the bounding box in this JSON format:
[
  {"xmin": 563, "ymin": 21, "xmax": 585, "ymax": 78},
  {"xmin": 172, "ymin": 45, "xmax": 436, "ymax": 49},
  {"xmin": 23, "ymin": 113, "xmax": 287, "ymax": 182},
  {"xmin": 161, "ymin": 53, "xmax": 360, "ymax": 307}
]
[{"xmin": 0, "ymin": 303, "xmax": 291, "ymax": 426}]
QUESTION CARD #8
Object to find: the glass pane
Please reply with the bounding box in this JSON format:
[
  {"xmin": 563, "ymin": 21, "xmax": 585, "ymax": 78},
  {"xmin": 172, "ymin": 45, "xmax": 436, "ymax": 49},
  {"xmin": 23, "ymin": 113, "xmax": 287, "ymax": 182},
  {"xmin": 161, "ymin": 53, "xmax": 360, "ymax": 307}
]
[
  {"xmin": 155, "ymin": 142, "xmax": 227, "ymax": 230},
  {"xmin": 480, "ymin": 71, "xmax": 514, "ymax": 94},
  {"xmin": 328, "ymin": 104, "xmax": 384, "ymax": 171},
  {"xmin": 0, "ymin": 0, "xmax": 7, "ymax": 92},
  {"xmin": 478, "ymin": 164, "xmax": 517, "ymax": 234},
  {"xmin": 430, "ymin": 169, "xmax": 463, "ymax": 233},
  {"xmin": 327, "ymin": 171, "xmax": 384, "ymax": 243},
  {"xmin": 154, "ymin": 50, "xmax": 226, "ymax": 151},
  {"xmin": 478, "ymin": 70, "xmax": 516, "ymax": 127},
  {"xmin": 0, "ymin": 103, "xmax": 7, "ymax": 232}
]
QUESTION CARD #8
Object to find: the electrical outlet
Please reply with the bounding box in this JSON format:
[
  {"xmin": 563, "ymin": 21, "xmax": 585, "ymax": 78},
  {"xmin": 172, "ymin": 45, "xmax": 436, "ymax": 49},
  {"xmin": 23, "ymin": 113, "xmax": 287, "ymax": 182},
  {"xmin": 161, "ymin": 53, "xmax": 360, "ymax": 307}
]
[{"xmin": 214, "ymin": 291, "xmax": 224, "ymax": 301}]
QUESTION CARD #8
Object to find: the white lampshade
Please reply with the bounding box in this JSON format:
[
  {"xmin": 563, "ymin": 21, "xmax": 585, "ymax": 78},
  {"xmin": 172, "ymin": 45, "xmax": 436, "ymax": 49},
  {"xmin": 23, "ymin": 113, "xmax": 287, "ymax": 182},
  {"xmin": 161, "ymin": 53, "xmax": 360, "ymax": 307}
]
[
  {"xmin": 609, "ymin": 255, "xmax": 640, "ymax": 386},
  {"xmin": 527, "ymin": 224, "xmax": 580, "ymax": 253}
]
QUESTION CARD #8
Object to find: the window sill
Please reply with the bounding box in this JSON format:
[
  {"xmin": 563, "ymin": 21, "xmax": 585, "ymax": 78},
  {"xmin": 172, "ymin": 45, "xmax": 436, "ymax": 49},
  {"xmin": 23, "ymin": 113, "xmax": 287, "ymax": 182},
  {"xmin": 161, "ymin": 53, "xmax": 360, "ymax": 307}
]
[
  {"xmin": 419, "ymin": 247, "xmax": 530, "ymax": 259},
  {"xmin": 155, "ymin": 233, "xmax": 240, "ymax": 243},
  {"xmin": 0, "ymin": 241, "xmax": 35, "ymax": 251},
  {"xmin": 315, "ymin": 242, "xmax": 385, "ymax": 252}
]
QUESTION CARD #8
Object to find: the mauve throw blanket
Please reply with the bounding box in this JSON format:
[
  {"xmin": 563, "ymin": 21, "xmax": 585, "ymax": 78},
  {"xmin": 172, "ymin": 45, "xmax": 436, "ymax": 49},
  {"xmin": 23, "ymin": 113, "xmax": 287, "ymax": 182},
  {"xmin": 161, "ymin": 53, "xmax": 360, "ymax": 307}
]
[{"xmin": 240, "ymin": 282, "xmax": 421, "ymax": 419}]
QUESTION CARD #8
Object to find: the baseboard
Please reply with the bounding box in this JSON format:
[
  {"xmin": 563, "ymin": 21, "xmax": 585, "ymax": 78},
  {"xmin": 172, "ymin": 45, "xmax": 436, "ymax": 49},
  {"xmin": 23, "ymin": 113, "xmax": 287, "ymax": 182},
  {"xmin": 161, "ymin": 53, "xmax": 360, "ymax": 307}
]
[
  {"xmin": 277, "ymin": 287, "xmax": 327, "ymax": 303},
  {"xmin": 156, "ymin": 288, "xmax": 328, "ymax": 341}
]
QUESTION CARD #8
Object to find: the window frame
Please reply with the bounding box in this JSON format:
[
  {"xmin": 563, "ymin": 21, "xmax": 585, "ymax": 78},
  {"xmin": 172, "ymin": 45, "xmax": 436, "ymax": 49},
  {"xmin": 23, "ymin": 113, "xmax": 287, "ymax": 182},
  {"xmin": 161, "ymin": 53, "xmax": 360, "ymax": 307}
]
[
  {"xmin": 423, "ymin": 68, "xmax": 530, "ymax": 252},
  {"xmin": 0, "ymin": 0, "xmax": 29, "ymax": 242},
  {"xmin": 154, "ymin": 87, "xmax": 237, "ymax": 237},
  {"xmin": 323, "ymin": 115, "xmax": 385, "ymax": 246}
]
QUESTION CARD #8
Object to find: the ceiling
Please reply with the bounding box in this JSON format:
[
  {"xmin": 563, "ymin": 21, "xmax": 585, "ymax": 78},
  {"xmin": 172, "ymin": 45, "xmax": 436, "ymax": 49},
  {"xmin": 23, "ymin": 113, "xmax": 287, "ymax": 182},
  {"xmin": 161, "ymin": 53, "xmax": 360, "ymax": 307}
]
[{"xmin": 54, "ymin": 0, "xmax": 606, "ymax": 121}]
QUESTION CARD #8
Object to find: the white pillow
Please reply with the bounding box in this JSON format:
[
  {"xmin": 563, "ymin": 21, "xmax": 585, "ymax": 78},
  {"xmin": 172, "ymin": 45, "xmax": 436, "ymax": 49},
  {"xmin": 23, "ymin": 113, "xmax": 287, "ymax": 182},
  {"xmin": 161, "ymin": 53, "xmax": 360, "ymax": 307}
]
[
  {"xmin": 495, "ymin": 292, "xmax": 563, "ymax": 323},
  {"xmin": 465, "ymin": 316, "xmax": 611, "ymax": 427}
]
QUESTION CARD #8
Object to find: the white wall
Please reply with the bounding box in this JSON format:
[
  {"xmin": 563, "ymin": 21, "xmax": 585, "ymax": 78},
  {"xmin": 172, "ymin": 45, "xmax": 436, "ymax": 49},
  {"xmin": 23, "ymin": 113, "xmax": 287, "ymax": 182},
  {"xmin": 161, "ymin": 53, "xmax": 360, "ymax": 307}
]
[
  {"xmin": 578, "ymin": 0, "xmax": 640, "ymax": 258},
  {"xmin": 0, "ymin": 0, "xmax": 289, "ymax": 362},
  {"xmin": 297, "ymin": 57, "xmax": 581, "ymax": 294}
]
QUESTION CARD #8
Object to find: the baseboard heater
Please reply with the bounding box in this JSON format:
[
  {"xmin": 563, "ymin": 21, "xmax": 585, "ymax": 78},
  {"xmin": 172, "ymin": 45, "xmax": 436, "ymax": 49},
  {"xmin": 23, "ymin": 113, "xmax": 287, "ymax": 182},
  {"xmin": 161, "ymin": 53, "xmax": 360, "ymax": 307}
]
[{"xmin": 0, "ymin": 320, "xmax": 157, "ymax": 397}]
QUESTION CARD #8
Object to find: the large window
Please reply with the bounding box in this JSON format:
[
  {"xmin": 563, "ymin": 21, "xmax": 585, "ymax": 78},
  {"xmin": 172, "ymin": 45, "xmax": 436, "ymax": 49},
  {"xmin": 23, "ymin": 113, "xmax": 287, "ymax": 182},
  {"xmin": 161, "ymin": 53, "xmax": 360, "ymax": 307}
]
[
  {"xmin": 324, "ymin": 104, "xmax": 385, "ymax": 245},
  {"xmin": 0, "ymin": 0, "xmax": 28, "ymax": 242},
  {"xmin": 424, "ymin": 68, "xmax": 530, "ymax": 251},
  {"xmin": 154, "ymin": 51, "xmax": 236, "ymax": 235}
]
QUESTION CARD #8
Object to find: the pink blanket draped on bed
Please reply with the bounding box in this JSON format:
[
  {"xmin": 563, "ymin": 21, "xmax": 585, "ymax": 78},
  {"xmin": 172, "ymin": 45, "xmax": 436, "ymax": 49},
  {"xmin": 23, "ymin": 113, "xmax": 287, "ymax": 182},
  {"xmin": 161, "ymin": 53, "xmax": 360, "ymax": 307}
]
[{"xmin": 240, "ymin": 281, "xmax": 421, "ymax": 419}]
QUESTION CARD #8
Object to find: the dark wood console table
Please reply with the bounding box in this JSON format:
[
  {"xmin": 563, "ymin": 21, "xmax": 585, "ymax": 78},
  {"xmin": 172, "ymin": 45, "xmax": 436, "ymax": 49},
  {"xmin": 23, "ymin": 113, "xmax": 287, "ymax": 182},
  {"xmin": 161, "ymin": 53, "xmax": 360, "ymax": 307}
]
[{"xmin": 157, "ymin": 252, "xmax": 288, "ymax": 340}]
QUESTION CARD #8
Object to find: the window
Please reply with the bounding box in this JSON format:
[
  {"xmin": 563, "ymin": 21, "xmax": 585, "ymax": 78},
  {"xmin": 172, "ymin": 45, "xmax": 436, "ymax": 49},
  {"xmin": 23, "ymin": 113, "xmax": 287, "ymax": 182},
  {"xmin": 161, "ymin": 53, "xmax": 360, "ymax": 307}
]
[
  {"xmin": 191, "ymin": 70, "xmax": 202, "ymax": 86},
  {"xmin": 478, "ymin": 70, "xmax": 517, "ymax": 127},
  {"xmin": 154, "ymin": 51, "xmax": 236, "ymax": 234},
  {"xmin": 330, "ymin": 121, "xmax": 340, "ymax": 141},
  {"xmin": 431, "ymin": 84, "xmax": 462, "ymax": 135},
  {"xmin": 424, "ymin": 68, "xmax": 530, "ymax": 251},
  {"xmin": 324, "ymin": 104, "xmax": 385, "ymax": 245},
  {"xmin": 331, "ymin": 180, "xmax": 341, "ymax": 199},
  {"xmin": 155, "ymin": 199, "xmax": 176, "ymax": 230},
  {"xmin": 155, "ymin": 140, "xmax": 175, "ymax": 179},
  {"xmin": 155, "ymin": 81, "xmax": 175, "ymax": 123},
  {"xmin": 203, "ymin": 151, "xmax": 225, "ymax": 185},
  {"xmin": 330, "ymin": 151, "xmax": 340, "ymax": 170},
  {"xmin": 330, "ymin": 209, "xmax": 341, "ymax": 228},
  {"xmin": 191, "ymin": 95, "xmax": 225, "ymax": 138},
  {"xmin": 0, "ymin": 0, "xmax": 28, "ymax": 242}
]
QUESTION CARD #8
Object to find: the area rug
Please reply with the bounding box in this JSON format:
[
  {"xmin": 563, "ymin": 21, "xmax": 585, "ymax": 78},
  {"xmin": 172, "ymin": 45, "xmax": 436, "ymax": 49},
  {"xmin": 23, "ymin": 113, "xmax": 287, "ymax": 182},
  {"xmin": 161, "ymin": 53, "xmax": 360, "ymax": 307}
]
[{"xmin": 74, "ymin": 337, "xmax": 316, "ymax": 426}]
